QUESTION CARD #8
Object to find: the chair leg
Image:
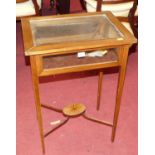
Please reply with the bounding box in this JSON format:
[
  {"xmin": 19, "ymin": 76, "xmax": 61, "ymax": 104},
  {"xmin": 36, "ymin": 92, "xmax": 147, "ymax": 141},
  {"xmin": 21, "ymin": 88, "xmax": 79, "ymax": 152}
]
[
  {"xmin": 50, "ymin": 0, "xmax": 55, "ymax": 10},
  {"xmin": 79, "ymin": 0, "xmax": 87, "ymax": 11},
  {"xmin": 128, "ymin": 0, "xmax": 138, "ymax": 54},
  {"xmin": 39, "ymin": 9, "xmax": 42, "ymax": 16},
  {"xmin": 129, "ymin": 43, "xmax": 137, "ymax": 53},
  {"xmin": 56, "ymin": 0, "xmax": 70, "ymax": 14},
  {"xmin": 24, "ymin": 56, "xmax": 30, "ymax": 66}
]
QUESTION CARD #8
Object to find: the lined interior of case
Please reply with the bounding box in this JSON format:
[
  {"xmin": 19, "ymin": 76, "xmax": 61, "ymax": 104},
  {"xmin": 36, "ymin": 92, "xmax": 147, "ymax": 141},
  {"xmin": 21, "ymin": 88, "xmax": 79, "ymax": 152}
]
[{"xmin": 43, "ymin": 49, "xmax": 118, "ymax": 70}]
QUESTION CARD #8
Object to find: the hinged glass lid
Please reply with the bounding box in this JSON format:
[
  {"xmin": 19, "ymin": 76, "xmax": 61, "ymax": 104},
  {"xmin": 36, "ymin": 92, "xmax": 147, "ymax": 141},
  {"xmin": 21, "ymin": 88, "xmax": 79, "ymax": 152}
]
[{"xmin": 30, "ymin": 14, "xmax": 123, "ymax": 46}]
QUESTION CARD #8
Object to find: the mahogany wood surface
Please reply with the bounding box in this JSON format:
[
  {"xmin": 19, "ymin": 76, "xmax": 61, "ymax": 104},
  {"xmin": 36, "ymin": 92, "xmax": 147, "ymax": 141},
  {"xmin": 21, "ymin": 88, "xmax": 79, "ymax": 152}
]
[
  {"xmin": 21, "ymin": 12, "xmax": 136, "ymax": 56},
  {"xmin": 111, "ymin": 45, "xmax": 130, "ymax": 141},
  {"xmin": 21, "ymin": 12, "xmax": 136, "ymax": 153},
  {"xmin": 95, "ymin": 0, "xmax": 138, "ymax": 44},
  {"xmin": 30, "ymin": 56, "xmax": 45, "ymax": 153},
  {"xmin": 83, "ymin": 113, "xmax": 113, "ymax": 127},
  {"xmin": 16, "ymin": 0, "xmax": 28, "ymax": 3},
  {"xmin": 128, "ymin": 0, "xmax": 138, "ymax": 38},
  {"xmin": 97, "ymin": 71, "xmax": 103, "ymax": 110},
  {"xmin": 56, "ymin": 0, "xmax": 70, "ymax": 14},
  {"xmin": 63, "ymin": 103, "xmax": 86, "ymax": 117}
]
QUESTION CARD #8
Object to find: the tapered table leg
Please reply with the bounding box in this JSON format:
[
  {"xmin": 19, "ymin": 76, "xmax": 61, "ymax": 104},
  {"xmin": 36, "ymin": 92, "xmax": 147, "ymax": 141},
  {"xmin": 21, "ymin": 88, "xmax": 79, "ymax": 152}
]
[
  {"xmin": 97, "ymin": 71, "xmax": 103, "ymax": 110},
  {"xmin": 30, "ymin": 56, "xmax": 45, "ymax": 154},
  {"xmin": 111, "ymin": 46, "xmax": 129, "ymax": 142}
]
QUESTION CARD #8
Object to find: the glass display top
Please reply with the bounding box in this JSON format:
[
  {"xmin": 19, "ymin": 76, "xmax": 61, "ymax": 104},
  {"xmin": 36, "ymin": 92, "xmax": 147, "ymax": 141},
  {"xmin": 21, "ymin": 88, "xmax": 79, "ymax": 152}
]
[{"xmin": 30, "ymin": 14, "xmax": 123, "ymax": 46}]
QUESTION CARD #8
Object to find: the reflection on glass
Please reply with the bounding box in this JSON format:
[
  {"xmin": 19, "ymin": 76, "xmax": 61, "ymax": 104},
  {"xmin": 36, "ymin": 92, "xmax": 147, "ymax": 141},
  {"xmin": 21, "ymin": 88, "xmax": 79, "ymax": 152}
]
[{"xmin": 30, "ymin": 14, "xmax": 123, "ymax": 46}]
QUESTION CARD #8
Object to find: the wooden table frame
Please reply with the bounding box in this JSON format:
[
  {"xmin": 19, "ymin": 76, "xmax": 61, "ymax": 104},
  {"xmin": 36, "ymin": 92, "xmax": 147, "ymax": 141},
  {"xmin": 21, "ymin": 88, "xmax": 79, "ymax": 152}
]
[{"xmin": 21, "ymin": 12, "xmax": 136, "ymax": 154}]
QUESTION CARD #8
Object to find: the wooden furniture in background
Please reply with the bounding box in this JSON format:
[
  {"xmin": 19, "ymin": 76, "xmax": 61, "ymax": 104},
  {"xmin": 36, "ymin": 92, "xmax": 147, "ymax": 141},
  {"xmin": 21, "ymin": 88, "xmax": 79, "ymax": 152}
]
[
  {"xmin": 56, "ymin": 0, "xmax": 70, "ymax": 14},
  {"xmin": 17, "ymin": 0, "xmax": 29, "ymax": 2},
  {"xmin": 85, "ymin": 0, "xmax": 137, "ymax": 34},
  {"xmin": 16, "ymin": 0, "xmax": 43, "ymax": 20},
  {"xmin": 55, "ymin": 0, "xmax": 86, "ymax": 14},
  {"xmin": 54, "ymin": 0, "xmax": 138, "ymax": 50},
  {"xmin": 84, "ymin": 0, "xmax": 138, "ymax": 52},
  {"xmin": 21, "ymin": 12, "xmax": 136, "ymax": 153},
  {"xmin": 128, "ymin": 0, "xmax": 138, "ymax": 38},
  {"xmin": 50, "ymin": 0, "xmax": 55, "ymax": 10}
]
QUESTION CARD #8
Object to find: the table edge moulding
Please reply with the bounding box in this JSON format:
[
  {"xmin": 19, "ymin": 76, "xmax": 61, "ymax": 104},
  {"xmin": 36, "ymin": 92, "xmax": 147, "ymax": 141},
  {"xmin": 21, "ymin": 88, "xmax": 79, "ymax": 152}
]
[{"xmin": 21, "ymin": 11, "xmax": 137, "ymax": 154}]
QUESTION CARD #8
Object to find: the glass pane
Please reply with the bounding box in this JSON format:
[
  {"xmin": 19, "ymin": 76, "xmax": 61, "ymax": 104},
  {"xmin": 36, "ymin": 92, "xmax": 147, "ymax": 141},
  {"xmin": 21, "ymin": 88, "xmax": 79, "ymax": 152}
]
[
  {"xmin": 30, "ymin": 14, "xmax": 123, "ymax": 46},
  {"xmin": 43, "ymin": 49, "xmax": 118, "ymax": 70}
]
